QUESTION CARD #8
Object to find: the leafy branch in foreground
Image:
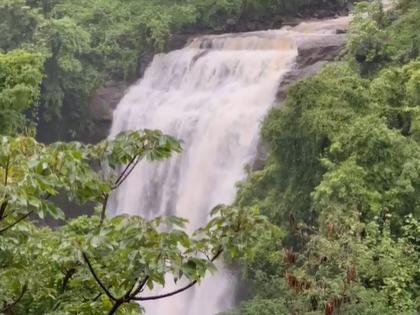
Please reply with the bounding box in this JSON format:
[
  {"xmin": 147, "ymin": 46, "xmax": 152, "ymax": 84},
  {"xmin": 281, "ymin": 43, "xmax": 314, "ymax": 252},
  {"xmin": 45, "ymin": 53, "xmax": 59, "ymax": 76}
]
[{"xmin": 0, "ymin": 130, "xmax": 268, "ymax": 314}]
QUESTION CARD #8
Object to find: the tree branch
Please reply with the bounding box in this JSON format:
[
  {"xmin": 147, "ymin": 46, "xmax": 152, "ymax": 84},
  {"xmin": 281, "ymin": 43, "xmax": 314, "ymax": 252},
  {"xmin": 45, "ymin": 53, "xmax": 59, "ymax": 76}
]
[
  {"xmin": 0, "ymin": 192, "xmax": 51, "ymax": 232},
  {"xmin": 0, "ymin": 211, "xmax": 33, "ymax": 234},
  {"xmin": 0, "ymin": 157, "xmax": 10, "ymax": 221},
  {"xmin": 129, "ymin": 276, "xmax": 150, "ymax": 298},
  {"xmin": 133, "ymin": 248, "xmax": 223, "ymax": 301},
  {"xmin": 0, "ymin": 201, "xmax": 8, "ymax": 221},
  {"xmin": 108, "ymin": 300, "xmax": 123, "ymax": 315},
  {"xmin": 113, "ymin": 155, "xmax": 136, "ymax": 187},
  {"xmin": 99, "ymin": 155, "xmax": 139, "ymax": 225},
  {"xmin": 112, "ymin": 156, "xmax": 140, "ymax": 190},
  {"xmin": 106, "ymin": 275, "xmax": 150, "ymax": 315},
  {"xmin": 93, "ymin": 292, "xmax": 103, "ymax": 302},
  {"xmin": 1, "ymin": 284, "xmax": 27, "ymax": 313},
  {"xmin": 99, "ymin": 193, "xmax": 109, "ymax": 227},
  {"xmin": 83, "ymin": 246, "xmax": 222, "ymax": 314},
  {"xmin": 124, "ymin": 278, "xmax": 139, "ymax": 299},
  {"xmin": 4, "ymin": 156, "xmax": 9, "ymax": 187},
  {"xmin": 134, "ymin": 280, "xmax": 197, "ymax": 301},
  {"xmin": 61, "ymin": 268, "xmax": 77, "ymax": 293},
  {"xmin": 82, "ymin": 252, "xmax": 117, "ymax": 302}
]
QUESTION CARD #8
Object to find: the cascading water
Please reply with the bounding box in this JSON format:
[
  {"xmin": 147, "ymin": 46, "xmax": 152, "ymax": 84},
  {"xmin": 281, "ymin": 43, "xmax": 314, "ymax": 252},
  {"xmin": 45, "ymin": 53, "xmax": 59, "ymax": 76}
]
[{"xmin": 109, "ymin": 16, "xmax": 350, "ymax": 315}]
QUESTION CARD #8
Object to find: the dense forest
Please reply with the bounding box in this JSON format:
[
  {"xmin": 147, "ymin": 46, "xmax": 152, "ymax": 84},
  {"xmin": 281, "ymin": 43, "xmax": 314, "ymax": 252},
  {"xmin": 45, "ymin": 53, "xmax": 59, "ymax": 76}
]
[
  {"xmin": 1, "ymin": 0, "xmax": 353, "ymax": 140},
  {"xmin": 1, "ymin": 0, "xmax": 420, "ymax": 314},
  {"xmin": 229, "ymin": 1, "xmax": 420, "ymax": 314}
]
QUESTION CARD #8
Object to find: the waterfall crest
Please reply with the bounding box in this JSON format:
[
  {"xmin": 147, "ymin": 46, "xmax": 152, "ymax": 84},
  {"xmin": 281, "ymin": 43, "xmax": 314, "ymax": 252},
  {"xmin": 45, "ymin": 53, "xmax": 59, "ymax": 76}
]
[{"xmin": 109, "ymin": 17, "xmax": 349, "ymax": 315}]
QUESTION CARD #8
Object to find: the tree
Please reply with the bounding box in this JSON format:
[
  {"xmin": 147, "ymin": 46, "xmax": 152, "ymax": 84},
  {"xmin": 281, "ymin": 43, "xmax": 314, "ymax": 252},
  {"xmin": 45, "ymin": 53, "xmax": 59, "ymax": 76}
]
[
  {"xmin": 0, "ymin": 50, "xmax": 43, "ymax": 135},
  {"xmin": 0, "ymin": 0, "xmax": 38, "ymax": 51},
  {"xmin": 0, "ymin": 130, "xmax": 268, "ymax": 315}
]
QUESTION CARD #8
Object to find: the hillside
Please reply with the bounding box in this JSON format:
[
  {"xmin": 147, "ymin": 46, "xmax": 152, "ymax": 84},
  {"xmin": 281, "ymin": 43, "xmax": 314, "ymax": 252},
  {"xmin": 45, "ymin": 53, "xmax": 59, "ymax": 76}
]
[{"xmin": 229, "ymin": 1, "xmax": 420, "ymax": 314}]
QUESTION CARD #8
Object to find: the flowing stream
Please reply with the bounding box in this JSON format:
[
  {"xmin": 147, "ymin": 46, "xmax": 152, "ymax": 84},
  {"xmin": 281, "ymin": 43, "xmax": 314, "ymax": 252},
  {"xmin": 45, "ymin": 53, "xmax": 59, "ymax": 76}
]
[{"xmin": 109, "ymin": 16, "xmax": 350, "ymax": 315}]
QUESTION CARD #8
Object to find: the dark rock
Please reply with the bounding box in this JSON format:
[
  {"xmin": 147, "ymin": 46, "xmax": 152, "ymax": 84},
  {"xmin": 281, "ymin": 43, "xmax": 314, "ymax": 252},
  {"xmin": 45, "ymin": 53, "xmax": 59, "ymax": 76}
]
[
  {"xmin": 90, "ymin": 81, "xmax": 128, "ymax": 122},
  {"xmin": 166, "ymin": 34, "xmax": 193, "ymax": 52},
  {"xmin": 272, "ymin": 15, "xmax": 284, "ymax": 28},
  {"xmin": 137, "ymin": 50, "xmax": 155, "ymax": 79},
  {"xmin": 275, "ymin": 33, "xmax": 347, "ymax": 103},
  {"xmin": 313, "ymin": 10, "xmax": 335, "ymax": 19},
  {"xmin": 282, "ymin": 18, "xmax": 304, "ymax": 27},
  {"xmin": 88, "ymin": 81, "xmax": 128, "ymax": 141},
  {"xmin": 296, "ymin": 34, "xmax": 347, "ymax": 68},
  {"xmin": 252, "ymin": 141, "xmax": 268, "ymax": 171}
]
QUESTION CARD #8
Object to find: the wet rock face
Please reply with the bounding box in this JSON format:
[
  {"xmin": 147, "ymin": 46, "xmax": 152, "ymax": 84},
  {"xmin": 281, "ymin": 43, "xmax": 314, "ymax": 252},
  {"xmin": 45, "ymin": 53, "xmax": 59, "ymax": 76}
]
[
  {"xmin": 90, "ymin": 81, "xmax": 127, "ymax": 122},
  {"xmin": 89, "ymin": 81, "xmax": 128, "ymax": 142},
  {"xmin": 296, "ymin": 34, "xmax": 347, "ymax": 68},
  {"xmin": 275, "ymin": 25, "xmax": 348, "ymax": 102}
]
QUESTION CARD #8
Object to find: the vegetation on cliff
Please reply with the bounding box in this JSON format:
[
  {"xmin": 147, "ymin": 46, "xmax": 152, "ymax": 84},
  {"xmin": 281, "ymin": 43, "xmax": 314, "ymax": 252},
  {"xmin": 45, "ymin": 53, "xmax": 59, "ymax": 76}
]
[
  {"xmin": 230, "ymin": 1, "xmax": 420, "ymax": 314},
  {"xmin": 0, "ymin": 50, "xmax": 43, "ymax": 135}
]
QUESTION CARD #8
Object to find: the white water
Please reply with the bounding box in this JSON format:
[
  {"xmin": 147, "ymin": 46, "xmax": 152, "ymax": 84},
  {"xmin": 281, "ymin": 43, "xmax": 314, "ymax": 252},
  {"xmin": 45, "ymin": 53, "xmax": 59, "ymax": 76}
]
[{"xmin": 109, "ymin": 16, "xmax": 349, "ymax": 315}]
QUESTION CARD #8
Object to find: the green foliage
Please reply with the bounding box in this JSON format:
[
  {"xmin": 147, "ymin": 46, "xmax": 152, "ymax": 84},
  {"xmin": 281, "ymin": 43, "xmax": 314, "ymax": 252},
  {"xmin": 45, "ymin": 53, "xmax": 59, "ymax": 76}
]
[
  {"xmin": 237, "ymin": 65, "xmax": 370, "ymax": 230},
  {"xmin": 0, "ymin": 130, "xmax": 178, "ymax": 221},
  {"xmin": 346, "ymin": 1, "xmax": 389, "ymax": 73},
  {"xmin": 0, "ymin": 129, "xmax": 268, "ymax": 314},
  {"xmin": 225, "ymin": 298, "xmax": 289, "ymax": 315},
  {"xmin": 0, "ymin": 50, "xmax": 43, "ymax": 135},
  {"xmin": 272, "ymin": 213, "xmax": 420, "ymax": 314},
  {"xmin": 1, "ymin": 0, "xmax": 199, "ymax": 138},
  {"xmin": 232, "ymin": 1, "xmax": 420, "ymax": 314},
  {"xmin": 194, "ymin": 0, "xmax": 353, "ymax": 31},
  {"xmin": 0, "ymin": 0, "xmax": 38, "ymax": 51},
  {"xmin": 346, "ymin": 0, "xmax": 420, "ymax": 75},
  {"xmin": 0, "ymin": 208, "xmax": 265, "ymax": 314}
]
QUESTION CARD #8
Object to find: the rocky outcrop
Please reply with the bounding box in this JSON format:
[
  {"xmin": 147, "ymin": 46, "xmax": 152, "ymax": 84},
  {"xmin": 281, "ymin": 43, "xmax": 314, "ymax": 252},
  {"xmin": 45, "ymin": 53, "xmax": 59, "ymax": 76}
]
[
  {"xmin": 90, "ymin": 81, "xmax": 128, "ymax": 122},
  {"xmin": 88, "ymin": 81, "xmax": 129, "ymax": 142},
  {"xmin": 296, "ymin": 34, "xmax": 347, "ymax": 68},
  {"xmin": 275, "ymin": 33, "xmax": 347, "ymax": 102}
]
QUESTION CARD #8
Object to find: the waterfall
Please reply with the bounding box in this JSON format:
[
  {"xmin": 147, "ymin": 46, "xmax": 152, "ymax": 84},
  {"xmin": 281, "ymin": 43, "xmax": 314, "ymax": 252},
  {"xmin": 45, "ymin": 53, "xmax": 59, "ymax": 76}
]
[{"xmin": 109, "ymin": 16, "xmax": 349, "ymax": 315}]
